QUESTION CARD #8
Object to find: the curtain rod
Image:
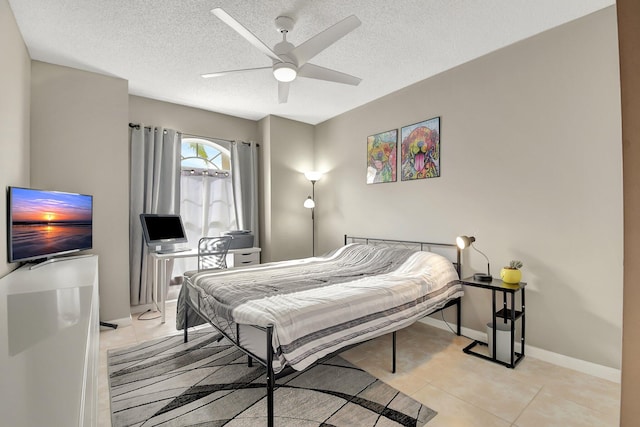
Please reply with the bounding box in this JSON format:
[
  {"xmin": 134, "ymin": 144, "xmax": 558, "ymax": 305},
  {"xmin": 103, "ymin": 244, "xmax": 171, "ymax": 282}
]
[
  {"xmin": 129, "ymin": 123, "xmax": 163, "ymax": 133},
  {"xmin": 128, "ymin": 122, "xmax": 174, "ymax": 134},
  {"xmin": 129, "ymin": 123, "xmax": 258, "ymax": 147},
  {"xmin": 182, "ymin": 132, "xmax": 233, "ymax": 144},
  {"xmin": 184, "ymin": 132, "xmax": 258, "ymax": 147}
]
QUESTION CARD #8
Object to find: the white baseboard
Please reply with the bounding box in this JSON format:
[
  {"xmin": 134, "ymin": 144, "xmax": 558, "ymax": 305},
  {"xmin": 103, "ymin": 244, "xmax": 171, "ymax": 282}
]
[
  {"xmin": 99, "ymin": 315, "xmax": 132, "ymax": 330},
  {"xmin": 419, "ymin": 317, "xmax": 621, "ymax": 384}
]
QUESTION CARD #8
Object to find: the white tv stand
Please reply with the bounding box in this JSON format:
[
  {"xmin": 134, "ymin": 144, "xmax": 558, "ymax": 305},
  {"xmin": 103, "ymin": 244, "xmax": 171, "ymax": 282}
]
[{"xmin": 0, "ymin": 255, "xmax": 99, "ymax": 426}]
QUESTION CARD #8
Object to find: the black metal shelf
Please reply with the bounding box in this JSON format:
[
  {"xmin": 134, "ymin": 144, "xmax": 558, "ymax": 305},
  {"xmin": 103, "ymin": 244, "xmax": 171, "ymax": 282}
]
[
  {"xmin": 463, "ymin": 340, "xmax": 525, "ymax": 368},
  {"xmin": 459, "ymin": 277, "xmax": 526, "ymax": 369},
  {"xmin": 496, "ymin": 308, "xmax": 523, "ymax": 321}
]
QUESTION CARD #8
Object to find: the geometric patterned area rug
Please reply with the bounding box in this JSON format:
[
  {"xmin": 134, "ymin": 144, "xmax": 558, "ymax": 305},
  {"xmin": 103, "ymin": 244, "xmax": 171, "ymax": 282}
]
[{"xmin": 107, "ymin": 330, "xmax": 437, "ymax": 426}]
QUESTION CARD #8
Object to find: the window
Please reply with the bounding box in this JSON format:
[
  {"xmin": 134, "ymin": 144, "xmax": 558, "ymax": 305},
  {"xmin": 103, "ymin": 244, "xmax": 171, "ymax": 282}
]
[
  {"xmin": 181, "ymin": 137, "xmax": 230, "ymax": 172},
  {"xmin": 179, "ymin": 136, "xmax": 236, "ymax": 248},
  {"xmin": 171, "ymin": 137, "xmax": 237, "ymax": 284}
]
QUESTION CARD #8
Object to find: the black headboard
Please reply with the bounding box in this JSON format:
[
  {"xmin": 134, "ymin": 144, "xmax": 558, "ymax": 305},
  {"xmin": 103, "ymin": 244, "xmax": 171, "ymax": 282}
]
[{"xmin": 344, "ymin": 235, "xmax": 461, "ymax": 277}]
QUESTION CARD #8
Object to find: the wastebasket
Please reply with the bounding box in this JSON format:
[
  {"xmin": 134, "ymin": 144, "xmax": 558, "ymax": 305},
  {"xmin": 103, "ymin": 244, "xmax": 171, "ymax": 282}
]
[{"xmin": 486, "ymin": 321, "xmax": 512, "ymax": 363}]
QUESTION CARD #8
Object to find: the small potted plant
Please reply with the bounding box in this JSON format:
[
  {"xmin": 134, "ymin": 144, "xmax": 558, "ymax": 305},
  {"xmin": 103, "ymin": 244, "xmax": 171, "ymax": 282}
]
[{"xmin": 500, "ymin": 260, "xmax": 523, "ymax": 284}]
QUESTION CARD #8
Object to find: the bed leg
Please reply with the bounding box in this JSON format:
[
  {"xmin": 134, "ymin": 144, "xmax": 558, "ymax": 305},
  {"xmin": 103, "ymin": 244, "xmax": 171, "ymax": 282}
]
[
  {"xmin": 248, "ymin": 356, "xmax": 253, "ymax": 367},
  {"xmin": 266, "ymin": 325, "xmax": 275, "ymax": 427},
  {"xmin": 183, "ymin": 303, "xmax": 189, "ymax": 343},
  {"xmin": 456, "ymin": 298, "xmax": 462, "ymax": 336},
  {"xmin": 392, "ymin": 331, "xmax": 397, "ymax": 374}
]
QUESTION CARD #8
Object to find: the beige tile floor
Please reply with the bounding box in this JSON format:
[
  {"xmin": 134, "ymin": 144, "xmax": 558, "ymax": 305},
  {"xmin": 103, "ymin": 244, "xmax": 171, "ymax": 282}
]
[{"xmin": 98, "ymin": 300, "xmax": 620, "ymax": 426}]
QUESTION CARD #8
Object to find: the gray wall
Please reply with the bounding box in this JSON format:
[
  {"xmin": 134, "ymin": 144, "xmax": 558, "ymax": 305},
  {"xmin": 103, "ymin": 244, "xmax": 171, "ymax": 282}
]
[
  {"xmin": 30, "ymin": 61, "xmax": 131, "ymax": 323},
  {"xmin": 315, "ymin": 7, "xmax": 623, "ymax": 369},
  {"xmin": 129, "ymin": 96, "xmax": 259, "ymax": 143},
  {"xmin": 0, "ymin": 0, "xmax": 30, "ymax": 278},
  {"xmin": 258, "ymin": 115, "xmax": 315, "ymax": 262}
]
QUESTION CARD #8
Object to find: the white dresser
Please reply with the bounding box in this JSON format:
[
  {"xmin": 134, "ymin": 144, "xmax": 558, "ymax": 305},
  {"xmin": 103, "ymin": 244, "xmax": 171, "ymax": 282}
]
[{"xmin": 0, "ymin": 255, "xmax": 99, "ymax": 427}]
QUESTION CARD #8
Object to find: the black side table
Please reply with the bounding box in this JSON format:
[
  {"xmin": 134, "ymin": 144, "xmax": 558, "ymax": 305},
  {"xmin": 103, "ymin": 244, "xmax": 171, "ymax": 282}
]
[{"xmin": 458, "ymin": 277, "xmax": 526, "ymax": 368}]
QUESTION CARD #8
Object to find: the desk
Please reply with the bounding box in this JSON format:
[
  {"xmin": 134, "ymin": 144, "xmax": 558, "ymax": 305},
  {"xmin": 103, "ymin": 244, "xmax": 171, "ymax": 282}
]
[
  {"xmin": 151, "ymin": 247, "xmax": 261, "ymax": 323},
  {"xmin": 458, "ymin": 277, "xmax": 526, "ymax": 368}
]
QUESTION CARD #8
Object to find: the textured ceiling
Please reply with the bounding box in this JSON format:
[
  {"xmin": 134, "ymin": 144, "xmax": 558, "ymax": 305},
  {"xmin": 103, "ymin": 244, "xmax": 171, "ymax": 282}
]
[{"xmin": 9, "ymin": 0, "xmax": 614, "ymax": 125}]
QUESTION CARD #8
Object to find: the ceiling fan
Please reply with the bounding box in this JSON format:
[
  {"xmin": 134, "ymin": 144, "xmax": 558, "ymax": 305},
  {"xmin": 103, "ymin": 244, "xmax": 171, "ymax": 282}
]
[{"xmin": 202, "ymin": 8, "xmax": 362, "ymax": 103}]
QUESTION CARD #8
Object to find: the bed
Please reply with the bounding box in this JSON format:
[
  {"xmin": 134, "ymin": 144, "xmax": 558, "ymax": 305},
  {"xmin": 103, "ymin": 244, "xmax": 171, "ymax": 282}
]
[{"xmin": 177, "ymin": 235, "xmax": 463, "ymax": 426}]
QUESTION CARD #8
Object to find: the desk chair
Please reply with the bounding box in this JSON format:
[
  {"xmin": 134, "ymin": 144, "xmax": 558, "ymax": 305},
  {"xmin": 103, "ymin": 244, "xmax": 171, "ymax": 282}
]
[
  {"xmin": 198, "ymin": 235, "xmax": 233, "ymax": 271},
  {"xmin": 184, "ymin": 235, "xmax": 233, "ymax": 278}
]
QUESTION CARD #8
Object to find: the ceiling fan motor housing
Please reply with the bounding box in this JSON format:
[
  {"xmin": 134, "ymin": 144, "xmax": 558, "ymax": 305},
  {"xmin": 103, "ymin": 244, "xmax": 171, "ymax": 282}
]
[{"xmin": 274, "ymin": 41, "xmax": 295, "ymax": 57}]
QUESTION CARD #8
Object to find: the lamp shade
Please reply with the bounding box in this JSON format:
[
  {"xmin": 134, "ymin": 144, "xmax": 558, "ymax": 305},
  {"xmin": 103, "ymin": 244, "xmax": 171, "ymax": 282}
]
[
  {"xmin": 273, "ymin": 62, "xmax": 297, "ymax": 82},
  {"xmin": 303, "ymin": 196, "xmax": 315, "ymax": 209},
  {"xmin": 304, "ymin": 171, "xmax": 323, "ymax": 182},
  {"xmin": 456, "ymin": 235, "xmax": 476, "ymax": 249}
]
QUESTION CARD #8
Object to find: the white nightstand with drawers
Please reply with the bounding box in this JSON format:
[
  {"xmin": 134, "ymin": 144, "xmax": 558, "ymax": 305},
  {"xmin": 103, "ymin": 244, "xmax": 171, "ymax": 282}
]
[{"xmin": 227, "ymin": 247, "xmax": 261, "ymax": 268}]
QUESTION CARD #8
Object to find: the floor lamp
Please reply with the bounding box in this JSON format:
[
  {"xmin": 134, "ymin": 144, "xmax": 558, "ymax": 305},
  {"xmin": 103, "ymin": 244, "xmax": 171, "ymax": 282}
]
[{"xmin": 303, "ymin": 171, "xmax": 322, "ymax": 256}]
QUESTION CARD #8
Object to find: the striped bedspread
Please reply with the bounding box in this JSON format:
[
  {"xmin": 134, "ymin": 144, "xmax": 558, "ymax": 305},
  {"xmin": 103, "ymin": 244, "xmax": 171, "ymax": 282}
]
[{"xmin": 177, "ymin": 243, "xmax": 462, "ymax": 371}]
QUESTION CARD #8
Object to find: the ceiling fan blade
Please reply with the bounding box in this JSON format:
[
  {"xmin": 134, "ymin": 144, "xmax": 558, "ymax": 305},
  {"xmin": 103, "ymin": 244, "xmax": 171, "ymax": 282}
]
[
  {"xmin": 289, "ymin": 15, "xmax": 361, "ymax": 66},
  {"xmin": 201, "ymin": 66, "xmax": 271, "ymax": 79},
  {"xmin": 278, "ymin": 81, "xmax": 290, "ymax": 104},
  {"xmin": 298, "ymin": 63, "xmax": 361, "ymax": 86},
  {"xmin": 211, "ymin": 8, "xmax": 281, "ymax": 62}
]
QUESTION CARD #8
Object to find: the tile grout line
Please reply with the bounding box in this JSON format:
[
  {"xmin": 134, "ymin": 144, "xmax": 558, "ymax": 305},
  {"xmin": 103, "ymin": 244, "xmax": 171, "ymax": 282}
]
[
  {"xmin": 538, "ymin": 386, "xmax": 621, "ymax": 424},
  {"xmin": 419, "ymin": 381, "xmax": 515, "ymax": 425},
  {"xmin": 511, "ymin": 384, "xmax": 545, "ymax": 425}
]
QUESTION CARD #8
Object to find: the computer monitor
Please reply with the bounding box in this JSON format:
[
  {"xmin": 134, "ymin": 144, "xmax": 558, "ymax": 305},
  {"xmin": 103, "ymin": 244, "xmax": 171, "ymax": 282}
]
[{"xmin": 139, "ymin": 214, "xmax": 188, "ymax": 248}]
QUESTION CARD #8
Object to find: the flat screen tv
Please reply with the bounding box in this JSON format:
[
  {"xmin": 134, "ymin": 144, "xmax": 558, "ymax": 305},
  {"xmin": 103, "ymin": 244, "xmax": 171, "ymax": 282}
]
[
  {"xmin": 7, "ymin": 186, "xmax": 93, "ymax": 263},
  {"xmin": 139, "ymin": 214, "xmax": 187, "ymax": 247}
]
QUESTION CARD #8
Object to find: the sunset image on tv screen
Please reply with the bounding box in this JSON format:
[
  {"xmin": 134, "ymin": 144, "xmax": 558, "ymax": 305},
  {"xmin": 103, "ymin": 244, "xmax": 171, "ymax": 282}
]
[{"xmin": 10, "ymin": 188, "xmax": 92, "ymax": 262}]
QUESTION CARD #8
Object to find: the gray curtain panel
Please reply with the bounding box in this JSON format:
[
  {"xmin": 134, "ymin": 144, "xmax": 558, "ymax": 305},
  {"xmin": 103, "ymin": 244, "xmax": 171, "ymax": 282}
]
[
  {"xmin": 231, "ymin": 141, "xmax": 260, "ymax": 247},
  {"xmin": 129, "ymin": 126, "xmax": 181, "ymax": 306}
]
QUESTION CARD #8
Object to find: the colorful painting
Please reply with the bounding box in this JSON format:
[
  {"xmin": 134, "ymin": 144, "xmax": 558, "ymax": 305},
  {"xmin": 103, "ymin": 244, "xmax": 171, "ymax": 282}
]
[
  {"xmin": 401, "ymin": 117, "xmax": 440, "ymax": 181},
  {"xmin": 367, "ymin": 129, "xmax": 398, "ymax": 184}
]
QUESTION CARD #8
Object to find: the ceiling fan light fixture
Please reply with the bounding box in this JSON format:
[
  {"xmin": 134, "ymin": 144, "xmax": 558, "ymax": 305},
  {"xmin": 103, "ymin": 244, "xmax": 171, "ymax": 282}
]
[{"xmin": 273, "ymin": 62, "xmax": 297, "ymax": 82}]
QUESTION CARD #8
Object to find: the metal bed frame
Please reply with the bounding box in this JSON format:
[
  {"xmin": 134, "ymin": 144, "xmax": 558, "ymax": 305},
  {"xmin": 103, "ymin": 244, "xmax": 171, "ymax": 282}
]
[{"xmin": 181, "ymin": 235, "xmax": 462, "ymax": 427}]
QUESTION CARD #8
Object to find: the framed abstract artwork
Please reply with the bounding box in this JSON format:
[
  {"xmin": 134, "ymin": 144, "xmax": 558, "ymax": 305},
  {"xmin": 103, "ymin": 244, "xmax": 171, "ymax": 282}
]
[
  {"xmin": 366, "ymin": 129, "xmax": 398, "ymax": 184},
  {"xmin": 401, "ymin": 117, "xmax": 440, "ymax": 181}
]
